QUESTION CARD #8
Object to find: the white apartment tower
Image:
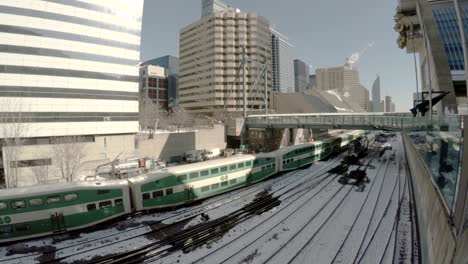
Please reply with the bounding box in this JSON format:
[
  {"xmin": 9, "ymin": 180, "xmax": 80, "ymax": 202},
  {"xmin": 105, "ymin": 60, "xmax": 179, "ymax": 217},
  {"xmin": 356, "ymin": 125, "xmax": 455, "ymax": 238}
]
[
  {"xmin": 0, "ymin": 0, "xmax": 144, "ymax": 187},
  {"xmin": 179, "ymin": 11, "xmax": 272, "ymax": 113}
]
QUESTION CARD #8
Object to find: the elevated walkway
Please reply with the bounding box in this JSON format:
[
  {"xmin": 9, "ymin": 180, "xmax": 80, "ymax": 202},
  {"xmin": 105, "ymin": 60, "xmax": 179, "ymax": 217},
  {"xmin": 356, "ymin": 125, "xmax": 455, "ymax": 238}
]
[{"xmin": 246, "ymin": 113, "xmax": 460, "ymax": 131}]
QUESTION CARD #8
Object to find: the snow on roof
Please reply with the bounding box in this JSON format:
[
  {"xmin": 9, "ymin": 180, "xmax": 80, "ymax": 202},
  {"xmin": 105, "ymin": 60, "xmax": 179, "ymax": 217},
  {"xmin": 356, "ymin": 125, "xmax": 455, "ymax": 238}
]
[{"xmin": 0, "ymin": 179, "xmax": 128, "ymax": 198}]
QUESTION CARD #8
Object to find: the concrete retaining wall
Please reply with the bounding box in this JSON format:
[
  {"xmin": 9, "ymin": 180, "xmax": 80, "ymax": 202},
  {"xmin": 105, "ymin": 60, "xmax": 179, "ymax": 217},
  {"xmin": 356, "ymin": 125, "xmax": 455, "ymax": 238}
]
[
  {"xmin": 137, "ymin": 125, "xmax": 226, "ymax": 161},
  {"xmin": 402, "ymin": 131, "xmax": 456, "ymax": 264}
]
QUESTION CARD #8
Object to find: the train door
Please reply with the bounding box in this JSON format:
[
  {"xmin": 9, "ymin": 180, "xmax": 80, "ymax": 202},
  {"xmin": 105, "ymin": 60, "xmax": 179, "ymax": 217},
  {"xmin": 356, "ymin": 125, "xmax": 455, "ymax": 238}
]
[
  {"xmin": 185, "ymin": 185, "xmax": 194, "ymax": 201},
  {"xmin": 50, "ymin": 212, "xmax": 66, "ymax": 233}
]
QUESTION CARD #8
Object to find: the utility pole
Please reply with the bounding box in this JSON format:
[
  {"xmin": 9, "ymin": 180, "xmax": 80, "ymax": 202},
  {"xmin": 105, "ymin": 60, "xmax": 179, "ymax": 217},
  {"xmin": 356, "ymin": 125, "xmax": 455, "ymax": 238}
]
[
  {"xmin": 264, "ymin": 61, "xmax": 268, "ymax": 114},
  {"xmin": 454, "ymin": 0, "xmax": 468, "ymax": 98},
  {"xmin": 242, "ymin": 46, "xmax": 247, "ymax": 119}
]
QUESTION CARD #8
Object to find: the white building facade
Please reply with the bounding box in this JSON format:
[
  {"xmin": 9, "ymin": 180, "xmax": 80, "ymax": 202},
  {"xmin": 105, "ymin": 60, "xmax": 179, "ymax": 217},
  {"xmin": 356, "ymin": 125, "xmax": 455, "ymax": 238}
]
[{"xmin": 0, "ymin": 0, "xmax": 144, "ymax": 187}]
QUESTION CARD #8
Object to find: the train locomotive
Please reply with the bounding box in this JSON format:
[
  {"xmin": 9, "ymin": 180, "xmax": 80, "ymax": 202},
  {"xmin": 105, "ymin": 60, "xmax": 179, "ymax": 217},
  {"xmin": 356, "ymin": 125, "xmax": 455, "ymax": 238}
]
[{"xmin": 0, "ymin": 130, "xmax": 366, "ymax": 243}]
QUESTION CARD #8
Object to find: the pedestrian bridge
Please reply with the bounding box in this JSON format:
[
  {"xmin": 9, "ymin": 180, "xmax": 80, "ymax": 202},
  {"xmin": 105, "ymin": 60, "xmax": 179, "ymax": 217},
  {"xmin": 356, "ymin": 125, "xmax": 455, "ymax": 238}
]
[
  {"xmin": 246, "ymin": 112, "xmax": 461, "ymax": 131},
  {"xmin": 246, "ymin": 112, "xmax": 468, "ymax": 264}
]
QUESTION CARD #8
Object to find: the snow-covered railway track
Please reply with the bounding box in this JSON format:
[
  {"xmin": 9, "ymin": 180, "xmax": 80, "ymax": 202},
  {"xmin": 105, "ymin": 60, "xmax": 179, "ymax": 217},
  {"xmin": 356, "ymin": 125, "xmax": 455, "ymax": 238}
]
[
  {"xmin": 46, "ymin": 156, "xmax": 343, "ymax": 264},
  {"xmin": 1, "ymin": 156, "xmax": 343, "ymax": 264}
]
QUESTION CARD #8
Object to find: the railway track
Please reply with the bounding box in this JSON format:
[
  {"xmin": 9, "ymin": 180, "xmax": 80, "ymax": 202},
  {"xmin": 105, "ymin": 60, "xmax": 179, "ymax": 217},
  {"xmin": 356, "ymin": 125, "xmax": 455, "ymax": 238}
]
[
  {"xmin": 79, "ymin": 155, "xmax": 351, "ymax": 264},
  {"xmin": 0, "ymin": 155, "xmax": 343, "ymax": 264},
  {"xmin": 35, "ymin": 155, "xmax": 345, "ymax": 263},
  {"xmin": 263, "ymin": 155, "xmax": 384, "ymax": 264}
]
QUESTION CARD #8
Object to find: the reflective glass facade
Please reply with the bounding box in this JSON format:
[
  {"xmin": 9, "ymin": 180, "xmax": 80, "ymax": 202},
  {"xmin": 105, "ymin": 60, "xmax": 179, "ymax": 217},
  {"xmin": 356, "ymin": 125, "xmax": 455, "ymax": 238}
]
[
  {"xmin": 0, "ymin": 0, "xmax": 144, "ymax": 137},
  {"xmin": 433, "ymin": 5, "xmax": 468, "ymax": 71}
]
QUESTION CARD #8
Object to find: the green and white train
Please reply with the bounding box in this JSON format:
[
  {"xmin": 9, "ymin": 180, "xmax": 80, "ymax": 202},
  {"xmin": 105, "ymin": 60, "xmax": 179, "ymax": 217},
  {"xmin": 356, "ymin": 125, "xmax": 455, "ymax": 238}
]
[{"xmin": 0, "ymin": 130, "xmax": 365, "ymax": 243}]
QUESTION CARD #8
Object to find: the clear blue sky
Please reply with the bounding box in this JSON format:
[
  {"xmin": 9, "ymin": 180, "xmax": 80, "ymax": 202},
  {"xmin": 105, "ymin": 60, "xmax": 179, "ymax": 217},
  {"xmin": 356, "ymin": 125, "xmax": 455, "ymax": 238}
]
[{"xmin": 140, "ymin": 0, "xmax": 418, "ymax": 112}]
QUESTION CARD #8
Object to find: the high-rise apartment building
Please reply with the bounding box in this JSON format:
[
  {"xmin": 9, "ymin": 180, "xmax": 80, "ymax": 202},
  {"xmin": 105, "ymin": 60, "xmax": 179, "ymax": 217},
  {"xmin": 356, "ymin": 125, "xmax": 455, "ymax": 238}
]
[
  {"xmin": 294, "ymin": 59, "xmax": 310, "ymax": 92},
  {"xmin": 142, "ymin": 56, "xmax": 179, "ymax": 108},
  {"xmin": 372, "ymin": 76, "xmax": 383, "ymax": 112},
  {"xmin": 202, "ymin": 0, "xmax": 239, "ymax": 18},
  {"xmin": 271, "ymin": 28, "xmax": 295, "ymax": 93},
  {"xmin": 395, "ymin": 0, "xmax": 466, "ymax": 114},
  {"xmin": 179, "ymin": 11, "xmax": 272, "ymax": 113},
  {"xmin": 0, "ymin": 1, "xmax": 144, "ymax": 186},
  {"xmin": 309, "ymin": 74, "xmax": 317, "ymax": 90}
]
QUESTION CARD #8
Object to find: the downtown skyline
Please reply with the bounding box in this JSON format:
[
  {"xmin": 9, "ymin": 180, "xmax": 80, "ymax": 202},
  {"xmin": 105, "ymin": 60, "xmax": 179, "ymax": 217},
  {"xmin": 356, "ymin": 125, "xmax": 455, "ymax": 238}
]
[{"xmin": 140, "ymin": 0, "xmax": 417, "ymax": 112}]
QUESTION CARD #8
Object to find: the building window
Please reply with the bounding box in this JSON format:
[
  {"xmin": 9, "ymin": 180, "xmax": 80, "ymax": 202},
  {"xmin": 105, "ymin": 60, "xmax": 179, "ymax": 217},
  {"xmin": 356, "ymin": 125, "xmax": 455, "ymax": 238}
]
[{"xmin": 10, "ymin": 158, "xmax": 52, "ymax": 168}]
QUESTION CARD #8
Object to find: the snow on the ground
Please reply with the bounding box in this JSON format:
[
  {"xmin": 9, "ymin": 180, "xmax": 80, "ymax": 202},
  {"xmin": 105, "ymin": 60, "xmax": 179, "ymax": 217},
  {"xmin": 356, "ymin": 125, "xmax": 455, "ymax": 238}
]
[{"xmin": 0, "ymin": 135, "xmax": 416, "ymax": 264}]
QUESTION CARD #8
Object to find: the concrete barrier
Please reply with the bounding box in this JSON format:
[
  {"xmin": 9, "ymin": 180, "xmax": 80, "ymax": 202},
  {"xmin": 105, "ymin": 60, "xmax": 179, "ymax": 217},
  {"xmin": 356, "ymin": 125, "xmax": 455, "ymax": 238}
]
[{"xmin": 402, "ymin": 131, "xmax": 456, "ymax": 264}]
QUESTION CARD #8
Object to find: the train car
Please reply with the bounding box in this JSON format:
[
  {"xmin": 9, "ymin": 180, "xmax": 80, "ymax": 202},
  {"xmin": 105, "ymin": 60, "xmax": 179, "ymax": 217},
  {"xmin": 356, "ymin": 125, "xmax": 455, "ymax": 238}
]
[
  {"xmin": 277, "ymin": 130, "xmax": 365, "ymax": 172},
  {"xmin": 128, "ymin": 154, "xmax": 277, "ymax": 211},
  {"xmin": 0, "ymin": 180, "xmax": 131, "ymax": 243},
  {"xmin": 275, "ymin": 143, "xmax": 317, "ymax": 172}
]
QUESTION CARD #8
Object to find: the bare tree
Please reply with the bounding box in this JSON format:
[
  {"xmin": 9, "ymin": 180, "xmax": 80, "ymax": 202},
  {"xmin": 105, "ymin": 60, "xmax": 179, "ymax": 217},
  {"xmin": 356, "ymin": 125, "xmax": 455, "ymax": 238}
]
[
  {"xmin": 140, "ymin": 96, "xmax": 163, "ymax": 135},
  {"xmin": 32, "ymin": 165, "xmax": 48, "ymax": 185},
  {"xmin": 0, "ymin": 99, "xmax": 30, "ymax": 188},
  {"xmin": 49, "ymin": 136, "xmax": 86, "ymax": 182}
]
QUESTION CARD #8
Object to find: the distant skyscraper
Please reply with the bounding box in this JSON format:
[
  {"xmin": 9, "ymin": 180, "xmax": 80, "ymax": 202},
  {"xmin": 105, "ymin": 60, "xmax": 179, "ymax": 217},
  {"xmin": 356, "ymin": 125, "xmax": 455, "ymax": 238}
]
[
  {"xmin": 294, "ymin": 59, "xmax": 310, "ymax": 92},
  {"xmin": 202, "ymin": 0, "xmax": 238, "ymax": 18},
  {"xmin": 384, "ymin": 96, "xmax": 393, "ymax": 112},
  {"xmin": 271, "ymin": 29, "xmax": 295, "ymax": 93},
  {"xmin": 309, "ymin": 74, "xmax": 317, "ymax": 90},
  {"xmin": 357, "ymin": 85, "xmax": 370, "ymax": 111},
  {"xmin": 372, "ymin": 76, "xmax": 382, "ymax": 112},
  {"xmin": 142, "ymin": 56, "xmax": 179, "ymax": 108}
]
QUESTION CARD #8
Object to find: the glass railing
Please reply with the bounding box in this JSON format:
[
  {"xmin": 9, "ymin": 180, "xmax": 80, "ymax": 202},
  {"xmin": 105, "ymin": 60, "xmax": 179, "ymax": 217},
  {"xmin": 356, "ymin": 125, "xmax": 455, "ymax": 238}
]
[
  {"xmin": 247, "ymin": 114, "xmax": 464, "ymax": 210},
  {"xmin": 406, "ymin": 115, "xmax": 463, "ymax": 210}
]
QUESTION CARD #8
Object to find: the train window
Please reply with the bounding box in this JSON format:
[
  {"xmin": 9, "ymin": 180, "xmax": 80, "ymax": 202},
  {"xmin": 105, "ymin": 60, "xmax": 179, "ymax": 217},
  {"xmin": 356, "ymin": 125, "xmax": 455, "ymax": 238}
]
[
  {"xmin": 29, "ymin": 198, "xmax": 43, "ymax": 207},
  {"xmin": 246, "ymin": 161, "xmax": 252, "ymax": 166},
  {"xmin": 211, "ymin": 168, "xmax": 219, "ymax": 174},
  {"xmin": 189, "ymin": 172, "xmax": 198, "ymax": 179},
  {"xmin": 165, "ymin": 188, "xmax": 173, "ymax": 195},
  {"xmin": 201, "ymin": 186, "xmax": 209, "ymax": 192},
  {"xmin": 229, "ymin": 164, "xmax": 236, "ymax": 170},
  {"xmin": 220, "ymin": 166, "xmax": 228, "ymax": 172},
  {"xmin": 0, "ymin": 202, "xmax": 7, "ymax": 211},
  {"xmin": 153, "ymin": 190, "xmax": 164, "ymax": 198},
  {"xmin": 87, "ymin": 204, "xmax": 96, "ymax": 211},
  {"xmin": 211, "ymin": 183, "xmax": 220, "ymax": 189},
  {"xmin": 11, "ymin": 200, "xmax": 26, "ymax": 209},
  {"xmin": 98, "ymin": 190, "xmax": 110, "ymax": 195},
  {"xmin": 253, "ymin": 160, "xmax": 259, "ymax": 165},
  {"xmin": 99, "ymin": 201, "xmax": 112, "ymax": 209},
  {"xmin": 15, "ymin": 224, "xmax": 30, "ymax": 231},
  {"xmin": 0, "ymin": 225, "xmax": 12, "ymax": 234},
  {"xmin": 64, "ymin": 193, "xmax": 78, "ymax": 202},
  {"xmin": 114, "ymin": 199, "xmax": 123, "ymax": 205},
  {"xmin": 200, "ymin": 170, "xmax": 209, "ymax": 177},
  {"xmin": 46, "ymin": 196, "xmax": 61, "ymax": 204},
  {"xmin": 221, "ymin": 181, "xmax": 228, "ymax": 187},
  {"xmin": 282, "ymin": 161, "xmax": 285, "ymax": 164},
  {"xmin": 230, "ymin": 179, "xmax": 237, "ymax": 185},
  {"xmin": 142, "ymin": 193, "xmax": 151, "ymax": 200},
  {"xmin": 238, "ymin": 163, "xmax": 244, "ymax": 168},
  {"xmin": 178, "ymin": 174, "xmax": 187, "ymax": 181}
]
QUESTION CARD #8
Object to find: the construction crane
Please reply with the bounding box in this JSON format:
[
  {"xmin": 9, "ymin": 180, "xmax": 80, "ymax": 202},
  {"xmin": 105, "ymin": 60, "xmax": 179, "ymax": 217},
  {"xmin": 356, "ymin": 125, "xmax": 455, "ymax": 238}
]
[{"xmin": 345, "ymin": 42, "xmax": 374, "ymax": 66}]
